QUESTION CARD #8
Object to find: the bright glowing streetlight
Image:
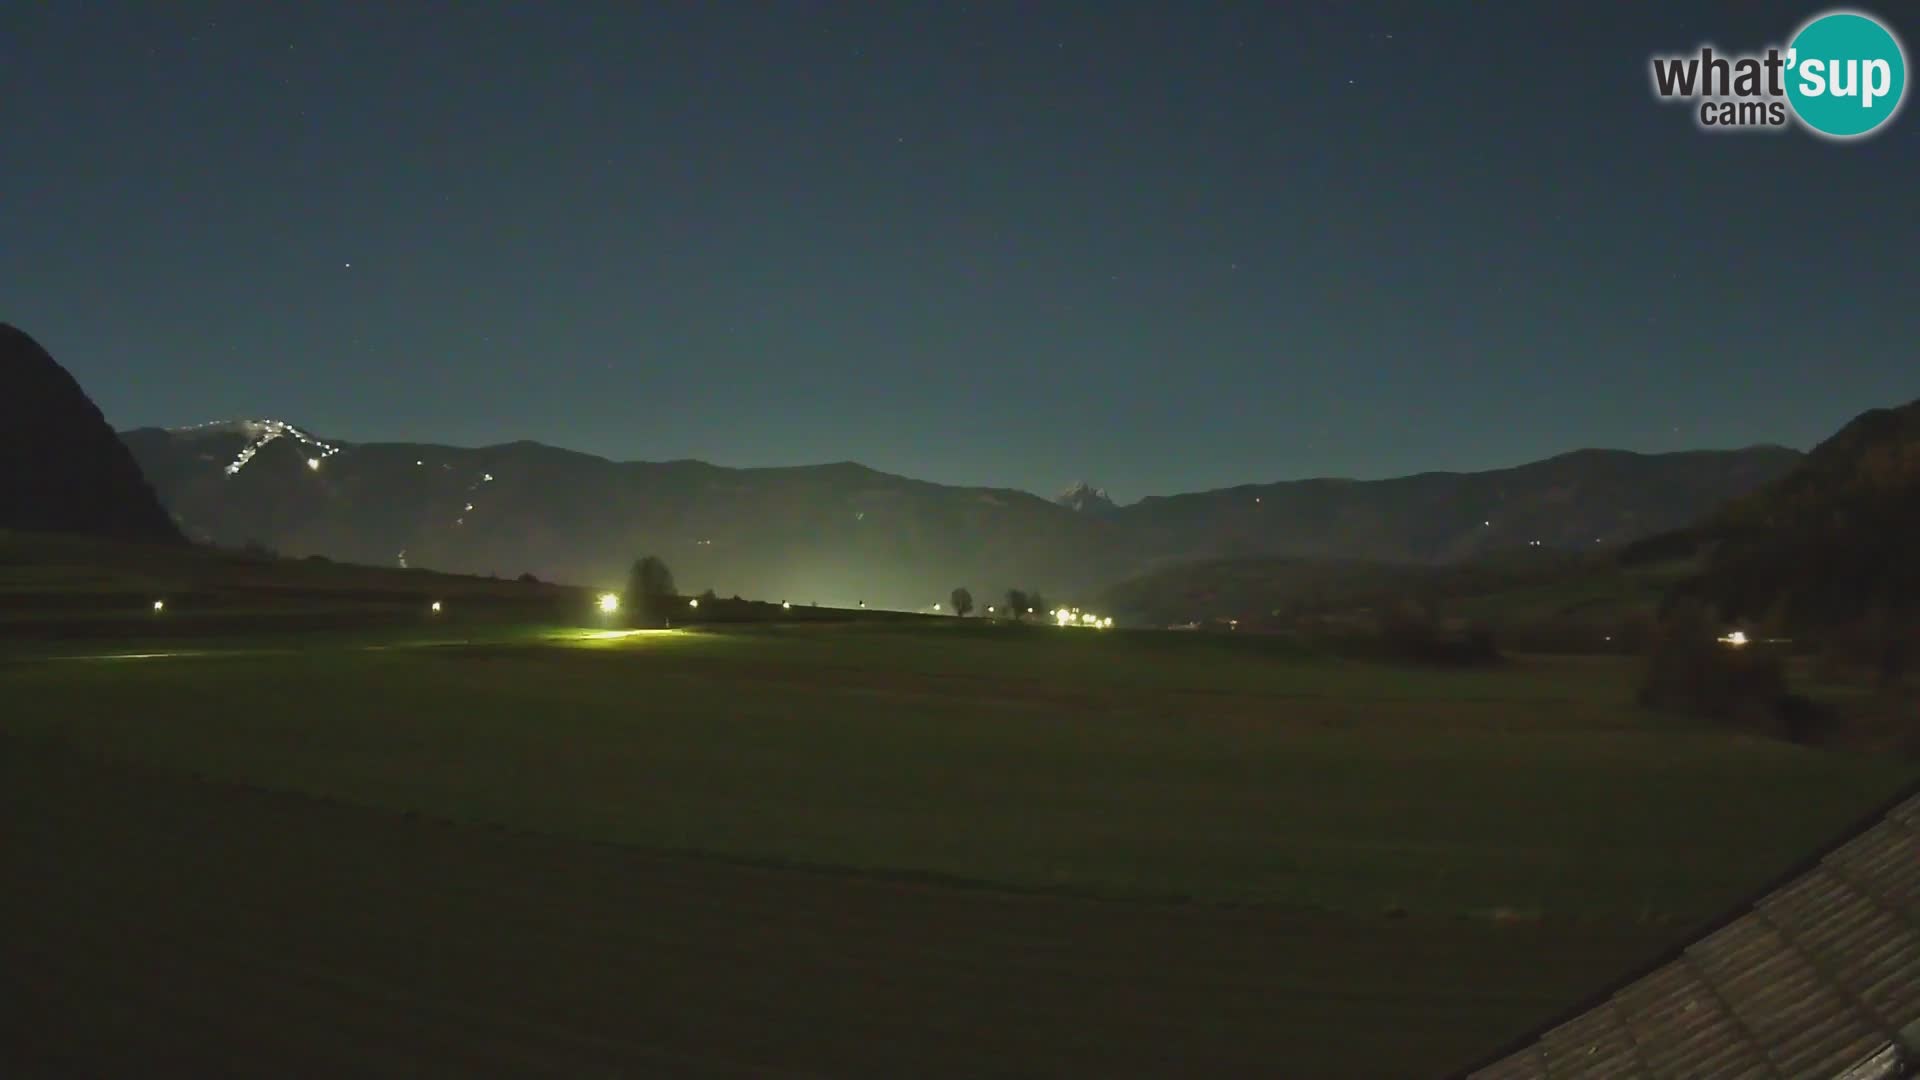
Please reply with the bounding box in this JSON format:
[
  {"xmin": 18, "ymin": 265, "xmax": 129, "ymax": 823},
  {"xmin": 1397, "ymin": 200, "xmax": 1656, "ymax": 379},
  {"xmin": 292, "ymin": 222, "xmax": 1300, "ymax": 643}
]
[
  {"xmin": 430, "ymin": 601, "xmax": 443, "ymax": 613},
  {"xmin": 597, "ymin": 592, "xmax": 620, "ymax": 615},
  {"xmin": 782, "ymin": 601, "xmax": 791, "ymax": 609},
  {"xmin": 152, "ymin": 600, "xmax": 165, "ymax": 613},
  {"xmin": 306, "ymin": 457, "xmax": 321, "ymax": 471},
  {"xmin": 933, "ymin": 602, "xmax": 942, "ymax": 611},
  {"xmin": 1719, "ymin": 630, "xmax": 1750, "ymax": 647},
  {"xmin": 688, "ymin": 598, "xmax": 699, "ymax": 609}
]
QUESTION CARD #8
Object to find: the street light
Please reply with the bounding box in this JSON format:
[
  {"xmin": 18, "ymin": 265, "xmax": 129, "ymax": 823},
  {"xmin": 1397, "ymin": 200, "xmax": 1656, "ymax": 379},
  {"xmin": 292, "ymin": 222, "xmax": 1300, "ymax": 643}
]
[
  {"xmin": 598, "ymin": 592, "xmax": 620, "ymax": 615},
  {"xmin": 430, "ymin": 601, "xmax": 443, "ymax": 613},
  {"xmin": 689, "ymin": 598, "xmax": 699, "ymax": 609},
  {"xmin": 152, "ymin": 600, "xmax": 165, "ymax": 613}
]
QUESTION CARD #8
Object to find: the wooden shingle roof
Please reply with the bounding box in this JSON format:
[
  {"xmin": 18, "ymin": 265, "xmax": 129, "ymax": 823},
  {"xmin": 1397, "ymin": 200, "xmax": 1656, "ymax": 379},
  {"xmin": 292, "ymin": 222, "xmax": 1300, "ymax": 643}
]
[{"xmin": 1458, "ymin": 787, "xmax": 1920, "ymax": 1080}]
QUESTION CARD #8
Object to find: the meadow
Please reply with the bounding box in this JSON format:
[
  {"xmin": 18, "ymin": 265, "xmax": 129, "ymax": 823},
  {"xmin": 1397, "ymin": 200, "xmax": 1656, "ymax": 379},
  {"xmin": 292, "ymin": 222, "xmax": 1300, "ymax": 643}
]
[{"xmin": 5, "ymin": 616, "xmax": 1913, "ymax": 1075}]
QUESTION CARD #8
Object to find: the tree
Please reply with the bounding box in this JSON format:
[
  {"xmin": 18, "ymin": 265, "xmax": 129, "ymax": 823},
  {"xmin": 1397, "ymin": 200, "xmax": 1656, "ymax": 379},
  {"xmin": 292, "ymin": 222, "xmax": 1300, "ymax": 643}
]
[
  {"xmin": 625, "ymin": 555, "xmax": 676, "ymax": 627},
  {"xmin": 950, "ymin": 587, "xmax": 974, "ymax": 618},
  {"xmin": 1638, "ymin": 599, "xmax": 1794, "ymax": 735},
  {"xmin": 1006, "ymin": 589, "xmax": 1029, "ymax": 619}
]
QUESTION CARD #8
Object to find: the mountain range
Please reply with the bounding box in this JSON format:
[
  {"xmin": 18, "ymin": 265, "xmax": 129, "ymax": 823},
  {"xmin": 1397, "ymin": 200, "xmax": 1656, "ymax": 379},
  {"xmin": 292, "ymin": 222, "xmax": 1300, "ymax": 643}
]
[
  {"xmin": 1661, "ymin": 396, "xmax": 1920, "ymax": 633},
  {"xmin": 119, "ymin": 419, "xmax": 1801, "ymax": 608}
]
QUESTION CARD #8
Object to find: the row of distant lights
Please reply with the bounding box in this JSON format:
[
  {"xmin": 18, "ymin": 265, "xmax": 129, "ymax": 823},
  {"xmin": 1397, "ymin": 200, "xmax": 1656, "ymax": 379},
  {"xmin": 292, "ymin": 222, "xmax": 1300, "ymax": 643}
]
[
  {"xmin": 1053, "ymin": 607, "xmax": 1113, "ymax": 628},
  {"xmin": 161, "ymin": 594, "xmax": 1093, "ymax": 625},
  {"xmin": 589, "ymin": 594, "xmax": 800, "ymax": 615}
]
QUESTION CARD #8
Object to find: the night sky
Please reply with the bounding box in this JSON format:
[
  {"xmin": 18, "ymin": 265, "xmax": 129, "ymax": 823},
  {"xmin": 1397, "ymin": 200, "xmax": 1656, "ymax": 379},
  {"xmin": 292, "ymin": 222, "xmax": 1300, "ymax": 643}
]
[{"xmin": 6, "ymin": 2, "xmax": 1915, "ymax": 502}]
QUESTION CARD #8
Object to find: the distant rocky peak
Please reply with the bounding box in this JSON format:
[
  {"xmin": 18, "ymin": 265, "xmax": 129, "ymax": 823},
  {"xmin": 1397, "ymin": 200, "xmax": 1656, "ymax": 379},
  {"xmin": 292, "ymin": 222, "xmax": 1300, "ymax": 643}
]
[{"xmin": 1057, "ymin": 481, "xmax": 1116, "ymax": 513}]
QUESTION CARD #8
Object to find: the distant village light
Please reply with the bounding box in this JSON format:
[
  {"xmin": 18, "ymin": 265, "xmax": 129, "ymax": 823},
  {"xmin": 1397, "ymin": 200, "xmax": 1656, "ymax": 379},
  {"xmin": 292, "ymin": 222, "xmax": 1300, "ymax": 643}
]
[
  {"xmin": 689, "ymin": 598, "xmax": 699, "ymax": 609},
  {"xmin": 306, "ymin": 458, "xmax": 321, "ymax": 471},
  {"xmin": 597, "ymin": 592, "xmax": 620, "ymax": 614},
  {"xmin": 430, "ymin": 601, "xmax": 443, "ymax": 613},
  {"xmin": 152, "ymin": 600, "xmax": 165, "ymax": 613}
]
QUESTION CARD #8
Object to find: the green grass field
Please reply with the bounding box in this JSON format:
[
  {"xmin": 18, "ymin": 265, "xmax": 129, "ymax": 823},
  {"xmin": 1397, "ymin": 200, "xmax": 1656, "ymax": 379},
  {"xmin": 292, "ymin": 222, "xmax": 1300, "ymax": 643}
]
[{"xmin": 5, "ymin": 619, "xmax": 1913, "ymax": 1075}]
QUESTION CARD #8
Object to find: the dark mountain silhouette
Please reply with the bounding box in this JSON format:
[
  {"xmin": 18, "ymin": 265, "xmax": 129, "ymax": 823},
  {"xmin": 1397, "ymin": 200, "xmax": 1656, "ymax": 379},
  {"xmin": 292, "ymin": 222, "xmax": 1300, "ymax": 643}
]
[
  {"xmin": 123, "ymin": 421, "xmax": 1798, "ymax": 607},
  {"xmin": 1661, "ymin": 398, "xmax": 1920, "ymax": 631},
  {"xmin": 1120, "ymin": 447, "xmax": 1802, "ymax": 566},
  {"xmin": 0, "ymin": 324, "xmax": 182, "ymax": 543}
]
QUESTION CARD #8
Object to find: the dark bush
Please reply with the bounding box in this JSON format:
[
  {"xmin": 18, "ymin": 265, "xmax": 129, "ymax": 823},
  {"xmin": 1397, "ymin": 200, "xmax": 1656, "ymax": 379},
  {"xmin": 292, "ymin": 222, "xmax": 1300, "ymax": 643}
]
[
  {"xmin": 1638, "ymin": 602, "xmax": 1797, "ymax": 735},
  {"xmin": 1378, "ymin": 601, "xmax": 1500, "ymax": 666},
  {"xmin": 516, "ymin": 572, "xmax": 540, "ymax": 584}
]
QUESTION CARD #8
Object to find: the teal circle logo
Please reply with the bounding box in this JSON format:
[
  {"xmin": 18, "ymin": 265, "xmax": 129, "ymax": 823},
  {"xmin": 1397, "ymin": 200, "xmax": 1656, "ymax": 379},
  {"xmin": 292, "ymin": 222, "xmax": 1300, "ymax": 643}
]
[{"xmin": 1786, "ymin": 10, "xmax": 1907, "ymax": 138}]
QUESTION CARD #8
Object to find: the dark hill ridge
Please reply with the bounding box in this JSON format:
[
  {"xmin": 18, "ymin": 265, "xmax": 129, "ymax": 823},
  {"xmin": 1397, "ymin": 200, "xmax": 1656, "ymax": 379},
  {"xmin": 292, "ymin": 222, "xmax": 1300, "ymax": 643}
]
[
  {"xmin": 0, "ymin": 324, "xmax": 182, "ymax": 543},
  {"xmin": 1123, "ymin": 446, "xmax": 1803, "ymax": 565},
  {"xmin": 123, "ymin": 419, "xmax": 1800, "ymax": 606},
  {"xmin": 1671, "ymin": 396, "xmax": 1920, "ymax": 630}
]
